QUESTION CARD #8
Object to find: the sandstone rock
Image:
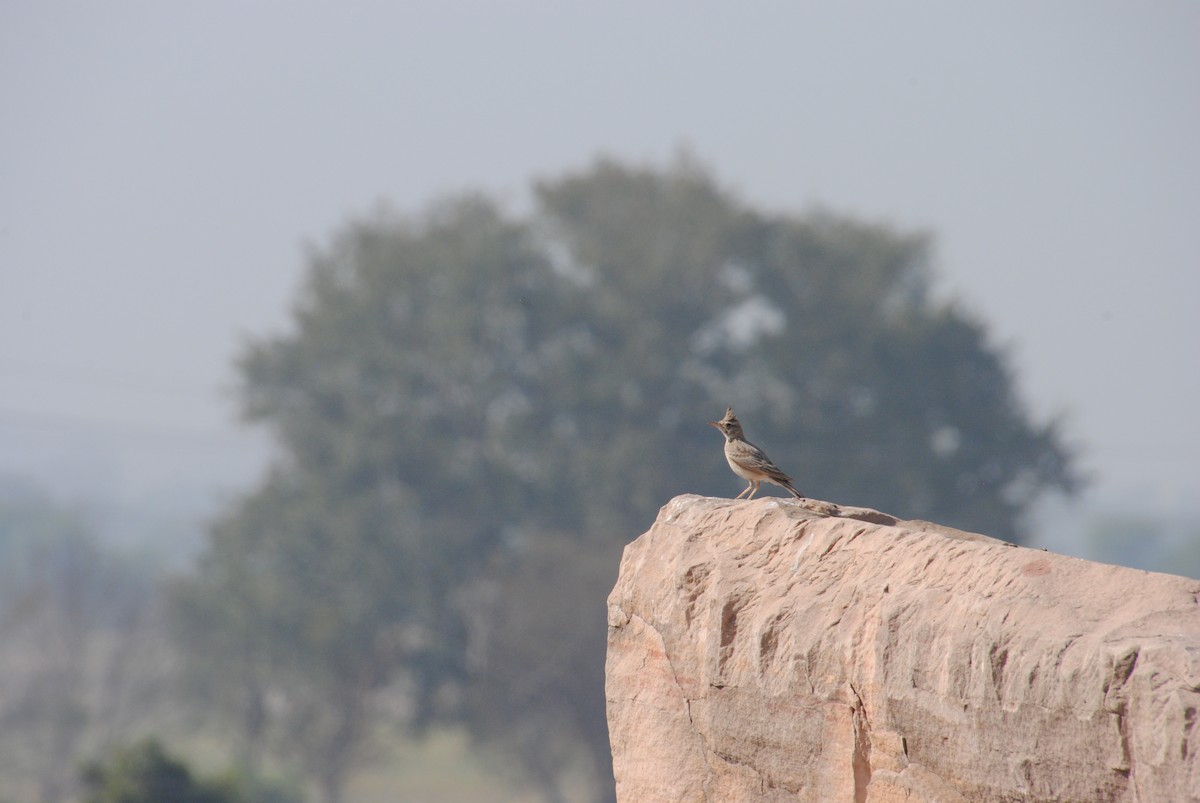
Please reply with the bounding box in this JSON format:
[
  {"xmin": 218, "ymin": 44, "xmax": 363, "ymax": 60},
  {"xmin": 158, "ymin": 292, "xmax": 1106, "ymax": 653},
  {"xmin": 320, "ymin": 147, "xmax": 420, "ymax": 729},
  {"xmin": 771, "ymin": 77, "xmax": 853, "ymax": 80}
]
[{"xmin": 606, "ymin": 495, "xmax": 1200, "ymax": 802}]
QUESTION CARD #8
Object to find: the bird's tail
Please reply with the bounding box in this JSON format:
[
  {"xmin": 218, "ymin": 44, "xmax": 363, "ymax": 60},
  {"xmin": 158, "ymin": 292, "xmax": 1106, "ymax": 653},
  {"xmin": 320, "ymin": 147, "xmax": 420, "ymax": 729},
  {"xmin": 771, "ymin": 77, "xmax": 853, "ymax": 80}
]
[{"xmin": 783, "ymin": 481, "xmax": 804, "ymax": 499}]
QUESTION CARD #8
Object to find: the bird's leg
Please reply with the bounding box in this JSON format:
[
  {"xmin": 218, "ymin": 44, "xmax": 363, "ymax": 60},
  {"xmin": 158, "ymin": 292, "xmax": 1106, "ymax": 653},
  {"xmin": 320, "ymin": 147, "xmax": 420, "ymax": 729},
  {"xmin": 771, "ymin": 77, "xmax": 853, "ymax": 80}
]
[
  {"xmin": 746, "ymin": 481, "xmax": 760, "ymax": 500},
  {"xmin": 735, "ymin": 483, "xmax": 753, "ymax": 500}
]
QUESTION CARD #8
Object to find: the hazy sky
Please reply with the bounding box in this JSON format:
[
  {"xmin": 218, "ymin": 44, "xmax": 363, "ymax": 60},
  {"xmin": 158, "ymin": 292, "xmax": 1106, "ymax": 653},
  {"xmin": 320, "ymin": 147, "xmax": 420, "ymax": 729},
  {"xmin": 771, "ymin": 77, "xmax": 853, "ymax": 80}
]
[{"xmin": 3, "ymin": 2, "xmax": 1198, "ymax": 534}]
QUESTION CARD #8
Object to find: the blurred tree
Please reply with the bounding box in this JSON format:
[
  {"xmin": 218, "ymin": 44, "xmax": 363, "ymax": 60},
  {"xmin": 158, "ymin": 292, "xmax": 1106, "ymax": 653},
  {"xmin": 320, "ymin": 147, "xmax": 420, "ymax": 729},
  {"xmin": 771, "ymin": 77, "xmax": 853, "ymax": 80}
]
[
  {"xmin": 81, "ymin": 739, "xmax": 219, "ymax": 803},
  {"xmin": 173, "ymin": 197, "xmax": 577, "ymax": 803},
  {"xmin": 169, "ymin": 481, "xmax": 287, "ymax": 775},
  {"xmin": 0, "ymin": 479, "xmax": 165, "ymax": 803},
  {"xmin": 80, "ymin": 738, "xmax": 302, "ymax": 803},
  {"xmin": 458, "ymin": 534, "xmax": 619, "ymax": 803},
  {"xmin": 180, "ymin": 157, "xmax": 1078, "ymax": 802},
  {"xmin": 533, "ymin": 156, "xmax": 1078, "ymax": 539}
]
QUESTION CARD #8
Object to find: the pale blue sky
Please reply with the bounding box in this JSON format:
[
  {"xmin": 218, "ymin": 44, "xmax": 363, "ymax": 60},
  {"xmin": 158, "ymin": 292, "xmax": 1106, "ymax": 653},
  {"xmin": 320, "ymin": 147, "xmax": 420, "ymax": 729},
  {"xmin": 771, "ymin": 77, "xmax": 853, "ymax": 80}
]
[{"xmin": 3, "ymin": 2, "xmax": 1198, "ymax": 539}]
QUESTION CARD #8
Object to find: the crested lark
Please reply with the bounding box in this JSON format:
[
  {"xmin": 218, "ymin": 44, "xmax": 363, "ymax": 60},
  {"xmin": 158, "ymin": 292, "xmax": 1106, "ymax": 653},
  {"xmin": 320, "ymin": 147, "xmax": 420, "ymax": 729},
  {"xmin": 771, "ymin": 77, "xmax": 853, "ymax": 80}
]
[{"xmin": 708, "ymin": 406, "xmax": 804, "ymax": 500}]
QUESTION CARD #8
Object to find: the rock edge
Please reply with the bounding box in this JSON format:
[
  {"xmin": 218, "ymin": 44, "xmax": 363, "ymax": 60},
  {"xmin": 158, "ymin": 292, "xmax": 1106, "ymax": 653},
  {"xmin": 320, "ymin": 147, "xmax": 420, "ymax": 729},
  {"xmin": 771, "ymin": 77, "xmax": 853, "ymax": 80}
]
[{"xmin": 606, "ymin": 495, "xmax": 1200, "ymax": 802}]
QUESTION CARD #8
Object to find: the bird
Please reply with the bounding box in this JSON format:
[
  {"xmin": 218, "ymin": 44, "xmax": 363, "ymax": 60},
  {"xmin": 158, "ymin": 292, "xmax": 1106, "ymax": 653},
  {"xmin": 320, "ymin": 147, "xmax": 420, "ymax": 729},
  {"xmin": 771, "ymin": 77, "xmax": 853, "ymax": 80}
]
[{"xmin": 708, "ymin": 406, "xmax": 804, "ymax": 500}]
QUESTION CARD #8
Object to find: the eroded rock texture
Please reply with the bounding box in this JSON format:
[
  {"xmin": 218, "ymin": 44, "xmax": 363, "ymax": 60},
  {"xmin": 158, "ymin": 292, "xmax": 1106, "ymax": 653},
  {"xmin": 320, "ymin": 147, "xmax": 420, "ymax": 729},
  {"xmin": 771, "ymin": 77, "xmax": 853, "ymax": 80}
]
[{"xmin": 606, "ymin": 495, "xmax": 1200, "ymax": 802}]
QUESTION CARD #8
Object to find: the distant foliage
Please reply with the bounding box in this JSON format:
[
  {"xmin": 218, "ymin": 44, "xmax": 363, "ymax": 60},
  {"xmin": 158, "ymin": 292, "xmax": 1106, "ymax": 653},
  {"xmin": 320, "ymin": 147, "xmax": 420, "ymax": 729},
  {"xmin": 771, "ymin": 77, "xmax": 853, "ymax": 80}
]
[
  {"xmin": 80, "ymin": 739, "xmax": 302, "ymax": 803},
  {"xmin": 0, "ymin": 479, "xmax": 164, "ymax": 803},
  {"xmin": 175, "ymin": 157, "xmax": 1079, "ymax": 803}
]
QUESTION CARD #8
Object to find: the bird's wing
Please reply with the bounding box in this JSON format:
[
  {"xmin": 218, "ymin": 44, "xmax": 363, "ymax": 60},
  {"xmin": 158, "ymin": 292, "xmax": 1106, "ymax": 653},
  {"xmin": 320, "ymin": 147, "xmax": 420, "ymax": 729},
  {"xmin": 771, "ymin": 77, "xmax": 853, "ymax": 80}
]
[{"xmin": 732, "ymin": 440, "xmax": 794, "ymax": 483}]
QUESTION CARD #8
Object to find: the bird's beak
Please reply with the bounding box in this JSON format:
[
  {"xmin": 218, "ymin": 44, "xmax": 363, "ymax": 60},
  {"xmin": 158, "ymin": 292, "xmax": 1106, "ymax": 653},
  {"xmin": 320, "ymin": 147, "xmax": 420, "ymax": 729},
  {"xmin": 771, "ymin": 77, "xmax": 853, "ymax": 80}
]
[{"xmin": 707, "ymin": 420, "xmax": 721, "ymax": 429}]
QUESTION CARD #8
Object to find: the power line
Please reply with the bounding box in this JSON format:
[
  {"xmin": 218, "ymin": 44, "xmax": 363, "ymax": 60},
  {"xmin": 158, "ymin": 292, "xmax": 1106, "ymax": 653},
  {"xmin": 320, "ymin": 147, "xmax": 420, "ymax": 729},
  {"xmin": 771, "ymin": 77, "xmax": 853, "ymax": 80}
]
[
  {"xmin": 0, "ymin": 407, "xmax": 264, "ymax": 448},
  {"xmin": 0, "ymin": 360, "xmax": 238, "ymax": 400}
]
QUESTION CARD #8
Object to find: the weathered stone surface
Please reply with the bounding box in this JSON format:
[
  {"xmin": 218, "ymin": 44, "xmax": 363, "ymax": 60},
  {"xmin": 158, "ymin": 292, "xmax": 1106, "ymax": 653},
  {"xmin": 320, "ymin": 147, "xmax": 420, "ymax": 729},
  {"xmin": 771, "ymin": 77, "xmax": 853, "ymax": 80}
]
[{"xmin": 606, "ymin": 495, "xmax": 1200, "ymax": 802}]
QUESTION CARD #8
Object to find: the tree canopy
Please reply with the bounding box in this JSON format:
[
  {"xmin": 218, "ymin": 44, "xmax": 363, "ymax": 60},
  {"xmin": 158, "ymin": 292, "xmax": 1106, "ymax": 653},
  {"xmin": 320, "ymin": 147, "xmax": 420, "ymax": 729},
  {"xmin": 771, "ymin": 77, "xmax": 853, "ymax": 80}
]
[{"xmin": 175, "ymin": 156, "xmax": 1078, "ymax": 802}]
